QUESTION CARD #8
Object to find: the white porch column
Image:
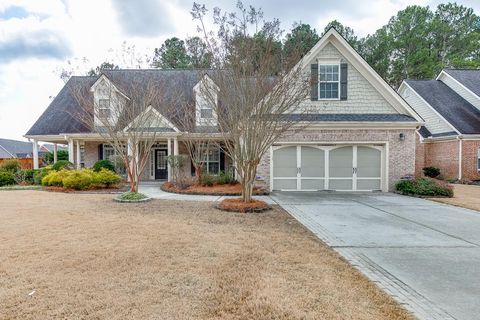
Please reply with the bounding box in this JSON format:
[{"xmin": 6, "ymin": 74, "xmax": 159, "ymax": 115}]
[
  {"xmin": 76, "ymin": 140, "xmax": 81, "ymax": 169},
  {"xmin": 68, "ymin": 139, "xmax": 74, "ymax": 163},
  {"xmin": 53, "ymin": 143, "xmax": 58, "ymax": 164},
  {"xmin": 167, "ymin": 138, "xmax": 172, "ymax": 182},
  {"xmin": 32, "ymin": 140, "xmax": 39, "ymax": 169},
  {"xmin": 173, "ymin": 137, "xmax": 179, "ymax": 156}
]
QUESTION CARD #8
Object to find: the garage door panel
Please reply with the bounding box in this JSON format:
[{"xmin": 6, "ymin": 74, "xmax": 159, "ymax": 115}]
[
  {"xmin": 301, "ymin": 146, "xmax": 324, "ymax": 177},
  {"xmin": 329, "ymin": 179, "xmax": 353, "ymax": 190},
  {"xmin": 301, "ymin": 179, "xmax": 325, "ymax": 190},
  {"xmin": 357, "ymin": 179, "xmax": 381, "ymax": 190},
  {"xmin": 329, "ymin": 147, "xmax": 353, "ymax": 178},
  {"xmin": 273, "ymin": 146, "xmax": 297, "ymax": 177},
  {"xmin": 357, "ymin": 146, "xmax": 381, "ymax": 177},
  {"xmin": 273, "ymin": 179, "xmax": 297, "ymax": 190}
]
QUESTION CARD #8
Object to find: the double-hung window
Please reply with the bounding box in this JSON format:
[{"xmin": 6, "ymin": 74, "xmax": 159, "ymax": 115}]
[
  {"xmin": 200, "ymin": 144, "xmax": 220, "ymax": 174},
  {"xmin": 319, "ymin": 64, "xmax": 340, "ymax": 99},
  {"xmin": 103, "ymin": 144, "xmax": 126, "ymax": 175},
  {"xmin": 98, "ymin": 99, "xmax": 111, "ymax": 118}
]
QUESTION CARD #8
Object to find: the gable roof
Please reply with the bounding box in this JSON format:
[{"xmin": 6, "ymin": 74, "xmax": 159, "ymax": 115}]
[
  {"xmin": 0, "ymin": 138, "xmax": 34, "ymax": 158},
  {"xmin": 443, "ymin": 69, "xmax": 480, "ymax": 98},
  {"xmin": 297, "ymin": 27, "xmax": 422, "ymax": 123},
  {"xmin": 405, "ymin": 79, "xmax": 480, "ymax": 134},
  {"xmin": 26, "ymin": 70, "xmax": 210, "ymax": 136}
]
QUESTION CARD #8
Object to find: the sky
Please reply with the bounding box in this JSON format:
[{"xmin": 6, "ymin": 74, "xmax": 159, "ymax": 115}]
[{"xmin": 1, "ymin": 0, "xmax": 479, "ymax": 142}]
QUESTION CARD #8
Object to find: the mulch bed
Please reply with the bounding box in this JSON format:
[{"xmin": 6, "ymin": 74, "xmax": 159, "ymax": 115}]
[
  {"xmin": 215, "ymin": 198, "xmax": 271, "ymax": 213},
  {"xmin": 162, "ymin": 182, "xmax": 269, "ymax": 196},
  {"xmin": 43, "ymin": 185, "xmax": 127, "ymax": 194}
]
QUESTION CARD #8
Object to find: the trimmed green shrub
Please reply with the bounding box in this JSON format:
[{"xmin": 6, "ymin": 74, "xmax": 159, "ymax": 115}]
[
  {"xmin": 42, "ymin": 169, "xmax": 71, "ymax": 187},
  {"xmin": 0, "ymin": 171, "xmax": 15, "ymax": 186},
  {"xmin": 14, "ymin": 169, "xmax": 35, "ymax": 185},
  {"xmin": 93, "ymin": 159, "xmax": 115, "ymax": 172},
  {"xmin": 119, "ymin": 192, "xmax": 148, "ymax": 201},
  {"xmin": 44, "ymin": 150, "xmax": 69, "ymax": 164},
  {"xmin": 216, "ymin": 170, "xmax": 235, "ymax": 185},
  {"xmin": 423, "ymin": 166, "xmax": 441, "ymax": 178},
  {"xmin": 33, "ymin": 168, "xmax": 52, "ymax": 185},
  {"xmin": 200, "ymin": 173, "xmax": 216, "ymax": 186},
  {"xmin": 52, "ymin": 160, "xmax": 74, "ymax": 171},
  {"xmin": 62, "ymin": 169, "xmax": 94, "ymax": 190},
  {"xmin": 92, "ymin": 168, "xmax": 122, "ymax": 187},
  {"xmin": 0, "ymin": 159, "xmax": 21, "ymax": 173},
  {"xmin": 396, "ymin": 177, "xmax": 453, "ymax": 197}
]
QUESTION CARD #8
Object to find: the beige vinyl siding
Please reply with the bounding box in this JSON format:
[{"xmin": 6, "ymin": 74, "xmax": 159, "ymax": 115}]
[
  {"xmin": 439, "ymin": 72, "xmax": 480, "ymax": 112},
  {"xmin": 399, "ymin": 85, "xmax": 453, "ymax": 135},
  {"xmin": 300, "ymin": 43, "xmax": 398, "ymax": 114}
]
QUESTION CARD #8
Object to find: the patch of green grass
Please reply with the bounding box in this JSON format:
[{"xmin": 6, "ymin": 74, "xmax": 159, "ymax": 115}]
[
  {"xmin": 0, "ymin": 185, "xmax": 42, "ymax": 191},
  {"xmin": 119, "ymin": 192, "xmax": 148, "ymax": 201}
]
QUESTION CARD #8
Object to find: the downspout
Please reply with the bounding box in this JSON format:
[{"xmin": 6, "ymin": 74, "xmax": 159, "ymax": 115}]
[{"xmin": 458, "ymin": 136, "xmax": 463, "ymax": 180}]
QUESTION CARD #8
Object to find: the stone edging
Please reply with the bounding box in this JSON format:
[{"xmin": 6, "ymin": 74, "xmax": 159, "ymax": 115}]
[
  {"xmin": 213, "ymin": 204, "xmax": 272, "ymax": 213},
  {"xmin": 113, "ymin": 197, "xmax": 152, "ymax": 203}
]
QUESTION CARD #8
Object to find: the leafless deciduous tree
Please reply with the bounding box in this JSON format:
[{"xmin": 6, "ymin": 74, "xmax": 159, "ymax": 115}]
[
  {"xmin": 192, "ymin": 2, "xmax": 310, "ymax": 202},
  {"xmin": 70, "ymin": 71, "xmax": 175, "ymax": 193}
]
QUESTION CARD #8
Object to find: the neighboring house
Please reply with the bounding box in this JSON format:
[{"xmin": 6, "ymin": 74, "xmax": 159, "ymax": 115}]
[
  {"xmin": 0, "ymin": 138, "xmax": 55, "ymax": 168},
  {"xmin": 25, "ymin": 28, "xmax": 422, "ymax": 191},
  {"xmin": 399, "ymin": 69, "xmax": 480, "ymax": 181}
]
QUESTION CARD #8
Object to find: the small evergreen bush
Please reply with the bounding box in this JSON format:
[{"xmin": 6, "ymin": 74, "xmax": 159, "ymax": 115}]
[
  {"xmin": 52, "ymin": 160, "xmax": 74, "ymax": 171},
  {"xmin": 119, "ymin": 192, "xmax": 148, "ymax": 201},
  {"xmin": 200, "ymin": 173, "xmax": 216, "ymax": 186},
  {"xmin": 0, "ymin": 171, "xmax": 15, "ymax": 186},
  {"xmin": 423, "ymin": 166, "xmax": 441, "ymax": 178},
  {"xmin": 33, "ymin": 167, "xmax": 52, "ymax": 185},
  {"xmin": 42, "ymin": 169, "xmax": 71, "ymax": 187},
  {"xmin": 92, "ymin": 168, "xmax": 122, "ymax": 187},
  {"xmin": 62, "ymin": 169, "xmax": 94, "ymax": 190},
  {"xmin": 216, "ymin": 170, "xmax": 236, "ymax": 185},
  {"xmin": 396, "ymin": 177, "xmax": 453, "ymax": 197},
  {"xmin": 93, "ymin": 159, "xmax": 115, "ymax": 172},
  {"xmin": 0, "ymin": 159, "xmax": 21, "ymax": 173},
  {"xmin": 14, "ymin": 169, "xmax": 35, "ymax": 185}
]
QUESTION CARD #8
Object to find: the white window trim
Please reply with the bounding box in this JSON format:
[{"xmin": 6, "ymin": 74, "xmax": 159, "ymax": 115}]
[
  {"xmin": 477, "ymin": 147, "xmax": 480, "ymax": 171},
  {"xmin": 318, "ymin": 63, "xmax": 341, "ymax": 101}
]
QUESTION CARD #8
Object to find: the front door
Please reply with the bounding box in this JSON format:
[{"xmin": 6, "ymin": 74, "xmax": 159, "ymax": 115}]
[{"xmin": 155, "ymin": 149, "xmax": 168, "ymax": 180}]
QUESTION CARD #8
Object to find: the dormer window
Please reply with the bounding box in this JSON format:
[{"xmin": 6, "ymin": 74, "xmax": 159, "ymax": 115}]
[
  {"xmin": 319, "ymin": 64, "xmax": 340, "ymax": 99},
  {"xmin": 200, "ymin": 107, "xmax": 213, "ymax": 119},
  {"xmin": 98, "ymin": 99, "xmax": 111, "ymax": 118}
]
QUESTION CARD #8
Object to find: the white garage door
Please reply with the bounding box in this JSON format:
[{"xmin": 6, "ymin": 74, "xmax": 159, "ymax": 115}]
[{"xmin": 272, "ymin": 145, "xmax": 383, "ymax": 191}]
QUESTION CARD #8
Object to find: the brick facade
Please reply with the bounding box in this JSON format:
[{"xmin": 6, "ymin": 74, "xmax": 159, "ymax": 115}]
[
  {"xmin": 415, "ymin": 138, "xmax": 480, "ymax": 181},
  {"xmin": 257, "ymin": 128, "xmax": 416, "ymax": 191}
]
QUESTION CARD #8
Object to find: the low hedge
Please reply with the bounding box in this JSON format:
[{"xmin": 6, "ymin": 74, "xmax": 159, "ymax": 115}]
[
  {"xmin": 93, "ymin": 160, "xmax": 116, "ymax": 172},
  {"xmin": 14, "ymin": 169, "xmax": 35, "ymax": 185},
  {"xmin": 396, "ymin": 177, "xmax": 453, "ymax": 197},
  {"xmin": 0, "ymin": 171, "xmax": 15, "ymax": 187},
  {"xmin": 42, "ymin": 168, "xmax": 122, "ymax": 190},
  {"xmin": 52, "ymin": 160, "xmax": 74, "ymax": 171}
]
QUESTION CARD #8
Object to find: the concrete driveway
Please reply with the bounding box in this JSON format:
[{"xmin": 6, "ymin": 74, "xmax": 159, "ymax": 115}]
[{"xmin": 272, "ymin": 192, "xmax": 480, "ymax": 320}]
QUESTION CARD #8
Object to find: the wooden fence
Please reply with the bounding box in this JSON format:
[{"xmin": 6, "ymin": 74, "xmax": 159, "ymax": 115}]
[{"xmin": 0, "ymin": 158, "xmax": 46, "ymax": 170}]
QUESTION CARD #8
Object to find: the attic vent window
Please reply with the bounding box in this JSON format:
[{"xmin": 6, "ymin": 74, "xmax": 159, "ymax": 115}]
[{"xmin": 98, "ymin": 99, "xmax": 111, "ymax": 118}]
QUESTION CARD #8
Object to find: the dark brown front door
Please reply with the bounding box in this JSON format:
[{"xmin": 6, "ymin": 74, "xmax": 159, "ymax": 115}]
[{"xmin": 155, "ymin": 149, "xmax": 168, "ymax": 180}]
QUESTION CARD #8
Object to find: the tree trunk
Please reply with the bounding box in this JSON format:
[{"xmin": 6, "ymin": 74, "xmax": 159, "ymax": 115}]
[
  {"xmin": 239, "ymin": 160, "xmax": 258, "ymax": 203},
  {"xmin": 195, "ymin": 164, "xmax": 202, "ymax": 185}
]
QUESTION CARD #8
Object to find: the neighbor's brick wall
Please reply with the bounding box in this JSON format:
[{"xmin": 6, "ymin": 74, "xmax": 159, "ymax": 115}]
[
  {"xmin": 423, "ymin": 140, "xmax": 459, "ymax": 180},
  {"xmin": 462, "ymin": 140, "xmax": 480, "ymax": 181},
  {"xmin": 257, "ymin": 128, "xmax": 416, "ymax": 191},
  {"xmin": 415, "ymin": 134, "xmax": 426, "ymax": 177}
]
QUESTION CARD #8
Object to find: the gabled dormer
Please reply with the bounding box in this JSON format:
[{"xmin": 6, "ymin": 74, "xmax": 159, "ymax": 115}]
[
  {"xmin": 90, "ymin": 74, "xmax": 129, "ymax": 127},
  {"xmin": 193, "ymin": 74, "xmax": 218, "ymax": 126}
]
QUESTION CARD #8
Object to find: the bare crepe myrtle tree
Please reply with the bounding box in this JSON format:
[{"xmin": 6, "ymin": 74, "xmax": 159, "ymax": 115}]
[
  {"xmin": 70, "ymin": 72, "xmax": 174, "ymax": 193},
  {"xmin": 192, "ymin": 2, "xmax": 310, "ymax": 202}
]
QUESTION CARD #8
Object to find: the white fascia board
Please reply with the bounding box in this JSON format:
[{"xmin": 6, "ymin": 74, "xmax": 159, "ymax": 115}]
[
  {"xmin": 123, "ymin": 105, "xmax": 180, "ymax": 133},
  {"xmin": 438, "ymin": 70, "xmax": 480, "ymax": 101},
  {"xmin": 90, "ymin": 74, "xmax": 130, "ymax": 101}
]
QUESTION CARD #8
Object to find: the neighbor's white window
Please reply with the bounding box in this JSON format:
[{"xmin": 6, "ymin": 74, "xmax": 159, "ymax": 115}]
[
  {"xmin": 98, "ymin": 99, "xmax": 111, "ymax": 118},
  {"xmin": 319, "ymin": 64, "xmax": 340, "ymax": 99},
  {"xmin": 200, "ymin": 144, "xmax": 220, "ymax": 174}
]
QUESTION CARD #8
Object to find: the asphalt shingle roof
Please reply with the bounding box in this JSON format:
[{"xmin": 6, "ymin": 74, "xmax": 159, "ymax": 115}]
[
  {"xmin": 0, "ymin": 138, "xmax": 34, "ymax": 158},
  {"xmin": 405, "ymin": 79, "xmax": 480, "ymax": 134},
  {"xmin": 444, "ymin": 69, "xmax": 480, "ymax": 98},
  {"xmin": 280, "ymin": 113, "xmax": 417, "ymax": 122}
]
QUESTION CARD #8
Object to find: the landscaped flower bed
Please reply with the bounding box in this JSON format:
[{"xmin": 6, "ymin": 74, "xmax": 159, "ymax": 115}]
[
  {"xmin": 162, "ymin": 181, "xmax": 268, "ymax": 196},
  {"xmin": 395, "ymin": 177, "xmax": 454, "ymax": 198},
  {"xmin": 216, "ymin": 198, "xmax": 271, "ymax": 213}
]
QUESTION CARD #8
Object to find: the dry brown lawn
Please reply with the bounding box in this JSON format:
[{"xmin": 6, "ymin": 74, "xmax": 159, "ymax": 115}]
[
  {"xmin": 0, "ymin": 191, "xmax": 413, "ymax": 320},
  {"xmin": 430, "ymin": 184, "xmax": 480, "ymax": 212}
]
